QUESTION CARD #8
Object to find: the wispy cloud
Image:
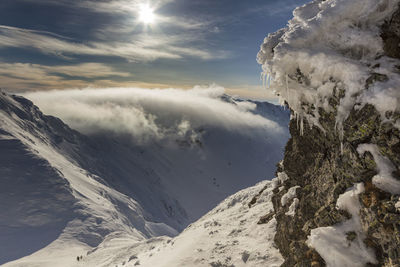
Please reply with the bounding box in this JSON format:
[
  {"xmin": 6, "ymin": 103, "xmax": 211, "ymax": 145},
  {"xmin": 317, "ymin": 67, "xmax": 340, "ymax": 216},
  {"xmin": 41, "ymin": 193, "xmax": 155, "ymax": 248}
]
[
  {"xmin": 1, "ymin": 0, "xmax": 228, "ymax": 62},
  {"xmin": 0, "ymin": 62, "xmax": 142, "ymax": 90},
  {"xmin": 0, "ymin": 25, "xmax": 226, "ymax": 61},
  {"xmin": 0, "ymin": 26, "xmax": 185, "ymax": 61},
  {"xmin": 247, "ymin": 0, "xmax": 305, "ymax": 17},
  {"xmin": 0, "ymin": 62, "xmax": 277, "ymax": 101},
  {"xmin": 18, "ymin": 0, "xmax": 173, "ymax": 14}
]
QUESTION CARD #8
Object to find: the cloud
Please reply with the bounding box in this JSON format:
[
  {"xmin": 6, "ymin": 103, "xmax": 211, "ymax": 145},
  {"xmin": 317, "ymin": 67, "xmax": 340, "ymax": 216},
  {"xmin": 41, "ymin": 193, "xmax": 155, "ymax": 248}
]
[
  {"xmin": 15, "ymin": 0, "xmax": 173, "ymax": 13},
  {"xmin": 247, "ymin": 0, "xmax": 308, "ymax": 17},
  {"xmin": 0, "ymin": 62, "xmax": 278, "ymax": 101},
  {"xmin": 0, "ymin": 25, "xmax": 225, "ymax": 62},
  {"xmin": 24, "ymin": 86, "xmax": 285, "ymax": 144},
  {"xmin": 16, "ymin": 0, "xmax": 210, "ymax": 31},
  {"xmin": 0, "ymin": 62, "xmax": 139, "ymax": 90}
]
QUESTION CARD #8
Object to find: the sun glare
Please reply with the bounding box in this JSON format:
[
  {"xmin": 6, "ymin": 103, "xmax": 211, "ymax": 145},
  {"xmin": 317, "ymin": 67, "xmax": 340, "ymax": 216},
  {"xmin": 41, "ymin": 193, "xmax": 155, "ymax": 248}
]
[{"xmin": 138, "ymin": 4, "xmax": 155, "ymax": 24}]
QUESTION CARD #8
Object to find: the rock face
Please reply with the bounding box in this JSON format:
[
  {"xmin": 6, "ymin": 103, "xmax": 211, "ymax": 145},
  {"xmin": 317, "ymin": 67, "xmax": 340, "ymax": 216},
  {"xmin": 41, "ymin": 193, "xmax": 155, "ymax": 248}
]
[
  {"xmin": 264, "ymin": 6, "xmax": 400, "ymax": 267},
  {"xmin": 272, "ymin": 104, "xmax": 400, "ymax": 267}
]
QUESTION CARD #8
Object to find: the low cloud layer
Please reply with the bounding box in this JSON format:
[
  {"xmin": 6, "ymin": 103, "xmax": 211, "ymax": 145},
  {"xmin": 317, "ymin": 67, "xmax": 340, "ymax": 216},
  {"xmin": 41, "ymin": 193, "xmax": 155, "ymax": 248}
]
[{"xmin": 25, "ymin": 86, "xmax": 285, "ymax": 144}]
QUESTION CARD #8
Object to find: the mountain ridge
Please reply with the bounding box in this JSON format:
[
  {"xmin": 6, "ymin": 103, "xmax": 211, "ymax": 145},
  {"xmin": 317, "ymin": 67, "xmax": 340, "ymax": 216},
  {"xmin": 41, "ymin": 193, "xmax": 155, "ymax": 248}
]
[{"xmin": 0, "ymin": 90, "xmax": 289, "ymax": 266}]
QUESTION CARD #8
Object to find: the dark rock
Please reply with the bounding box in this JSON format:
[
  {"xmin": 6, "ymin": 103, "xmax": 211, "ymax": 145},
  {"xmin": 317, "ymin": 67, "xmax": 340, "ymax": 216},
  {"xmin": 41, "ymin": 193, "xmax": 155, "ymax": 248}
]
[
  {"xmin": 269, "ymin": 6, "xmax": 400, "ymax": 265},
  {"xmin": 274, "ymin": 97, "xmax": 400, "ymax": 266},
  {"xmin": 257, "ymin": 212, "xmax": 274, "ymax": 224},
  {"xmin": 346, "ymin": 231, "xmax": 357, "ymax": 242},
  {"xmin": 381, "ymin": 5, "xmax": 400, "ymax": 58}
]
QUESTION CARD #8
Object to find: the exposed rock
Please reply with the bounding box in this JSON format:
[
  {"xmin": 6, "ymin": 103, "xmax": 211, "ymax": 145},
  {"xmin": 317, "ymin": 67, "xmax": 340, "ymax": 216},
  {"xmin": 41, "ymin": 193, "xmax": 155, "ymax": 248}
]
[
  {"xmin": 258, "ymin": 6, "xmax": 400, "ymax": 266},
  {"xmin": 381, "ymin": 5, "xmax": 400, "ymax": 58},
  {"xmin": 257, "ymin": 212, "xmax": 274, "ymax": 225},
  {"xmin": 270, "ymin": 97, "xmax": 400, "ymax": 266}
]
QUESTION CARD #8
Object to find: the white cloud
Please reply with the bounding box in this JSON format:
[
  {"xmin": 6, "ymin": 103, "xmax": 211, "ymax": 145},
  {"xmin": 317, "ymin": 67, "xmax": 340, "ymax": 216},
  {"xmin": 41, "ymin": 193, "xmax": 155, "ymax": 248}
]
[
  {"xmin": 24, "ymin": 86, "xmax": 285, "ymax": 144},
  {"xmin": 0, "ymin": 25, "xmax": 224, "ymax": 61}
]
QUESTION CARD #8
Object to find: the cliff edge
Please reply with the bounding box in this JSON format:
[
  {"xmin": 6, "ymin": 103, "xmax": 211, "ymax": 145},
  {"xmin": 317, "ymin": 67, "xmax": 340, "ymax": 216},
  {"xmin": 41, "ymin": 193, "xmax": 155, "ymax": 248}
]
[{"xmin": 258, "ymin": 0, "xmax": 400, "ymax": 266}]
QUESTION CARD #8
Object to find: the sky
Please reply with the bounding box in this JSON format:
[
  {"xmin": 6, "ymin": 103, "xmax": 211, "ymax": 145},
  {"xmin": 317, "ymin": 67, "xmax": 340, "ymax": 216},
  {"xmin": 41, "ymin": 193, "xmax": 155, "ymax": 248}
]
[{"xmin": 0, "ymin": 0, "xmax": 309, "ymax": 100}]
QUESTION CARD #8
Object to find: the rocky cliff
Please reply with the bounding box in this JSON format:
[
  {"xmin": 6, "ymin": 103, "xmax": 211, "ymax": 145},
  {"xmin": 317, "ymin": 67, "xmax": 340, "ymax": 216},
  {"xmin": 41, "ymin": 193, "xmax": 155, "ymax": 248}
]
[{"xmin": 257, "ymin": 0, "xmax": 400, "ymax": 266}]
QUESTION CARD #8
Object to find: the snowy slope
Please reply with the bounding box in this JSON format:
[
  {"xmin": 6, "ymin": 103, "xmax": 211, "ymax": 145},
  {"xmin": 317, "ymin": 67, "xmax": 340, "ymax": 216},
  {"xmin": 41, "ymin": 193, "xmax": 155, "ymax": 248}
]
[
  {"xmin": 53, "ymin": 180, "xmax": 282, "ymax": 267},
  {"xmin": 25, "ymin": 87, "xmax": 290, "ymax": 222},
  {"xmin": 0, "ymin": 90, "xmax": 289, "ymax": 266},
  {"xmin": 0, "ymin": 93, "xmax": 178, "ymax": 266}
]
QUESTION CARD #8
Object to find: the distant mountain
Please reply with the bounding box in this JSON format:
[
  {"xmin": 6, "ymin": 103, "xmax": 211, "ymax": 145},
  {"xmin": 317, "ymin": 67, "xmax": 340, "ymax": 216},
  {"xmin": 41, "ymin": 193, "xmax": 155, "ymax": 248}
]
[{"xmin": 0, "ymin": 91, "xmax": 289, "ymax": 266}]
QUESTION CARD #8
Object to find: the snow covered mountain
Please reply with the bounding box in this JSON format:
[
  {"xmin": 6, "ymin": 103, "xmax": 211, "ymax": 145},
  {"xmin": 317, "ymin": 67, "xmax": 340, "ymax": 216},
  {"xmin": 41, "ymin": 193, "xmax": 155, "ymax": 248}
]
[
  {"xmin": 61, "ymin": 179, "xmax": 284, "ymax": 267},
  {"xmin": 0, "ymin": 92, "xmax": 181, "ymax": 266},
  {"xmin": 0, "ymin": 89, "xmax": 289, "ymax": 266}
]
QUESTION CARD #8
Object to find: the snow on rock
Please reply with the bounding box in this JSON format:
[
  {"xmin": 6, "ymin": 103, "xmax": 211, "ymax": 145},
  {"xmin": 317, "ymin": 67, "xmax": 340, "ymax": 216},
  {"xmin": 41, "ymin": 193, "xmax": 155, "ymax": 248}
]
[
  {"xmin": 74, "ymin": 180, "xmax": 283, "ymax": 267},
  {"xmin": 277, "ymin": 171, "xmax": 289, "ymax": 183},
  {"xmin": 395, "ymin": 197, "xmax": 400, "ymax": 211},
  {"xmin": 258, "ymin": 0, "xmax": 400, "ymax": 132},
  {"xmin": 281, "ymin": 185, "xmax": 300, "ymax": 206},
  {"xmin": 285, "ymin": 198, "xmax": 299, "ymax": 217},
  {"xmin": 272, "ymin": 171, "xmax": 290, "ymax": 190},
  {"xmin": 307, "ymin": 183, "xmax": 377, "ymax": 267},
  {"xmin": 357, "ymin": 143, "xmax": 400, "ymax": 194}
]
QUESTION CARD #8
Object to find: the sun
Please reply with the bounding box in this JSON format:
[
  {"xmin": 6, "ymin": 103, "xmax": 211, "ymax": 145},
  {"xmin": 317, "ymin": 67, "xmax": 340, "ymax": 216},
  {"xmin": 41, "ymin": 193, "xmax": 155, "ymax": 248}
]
[{"xmin": 138, "ymin": 4, "xmax": 156, "ymax": 24}]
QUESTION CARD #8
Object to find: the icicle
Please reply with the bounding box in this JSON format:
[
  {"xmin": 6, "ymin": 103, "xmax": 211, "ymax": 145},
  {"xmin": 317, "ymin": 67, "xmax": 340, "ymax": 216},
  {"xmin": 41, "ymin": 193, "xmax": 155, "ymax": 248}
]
[
  {"xmin": 285, "ymin": 74, "xmax": 290, "ymax": 104},
  {"xmin": 335, "ymin": 120, "xmax": 345, "ymax": 155},
  {"xmin": 340, "ymin": 141, "xmax": 344, "ymax": 155},
  {"xmin": 300, "ymin": 117, "xmax": 304, "ymax": 136},
  {"xmin": 285, "ymin": 74, "xmax": 289, "ymax": 95}
]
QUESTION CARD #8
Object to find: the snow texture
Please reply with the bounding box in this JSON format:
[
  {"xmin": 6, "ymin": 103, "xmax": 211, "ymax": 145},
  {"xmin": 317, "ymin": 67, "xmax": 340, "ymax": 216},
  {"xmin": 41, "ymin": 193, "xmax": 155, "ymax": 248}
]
[
  {"xmin": 307, "ymin": 183, "xmax": 377, "ymax": 267},
  {"xmin": 281, "ymin": 185, "xmax": 300, "ymax": 206},
  {"xmin": 395, "ymin": 197, "xmax": 400, "ymax": 211},
  {"xmin": 285, "ymin": 198, "xmax": 299, "ymax": 217},
  {"xmin": 357, "ymin": 143, "xmax": 400, "ymax": 194},
  {"xmin": 66, "ymin": 180, "xmax": 283, "ymax": 267},
  {"xmin": 258, "ymin": 0, "xmax": 400, "ymax": 133},
  {"xmin": 277, "ymin": 171, "xmax": 289, "ymax": 183}
]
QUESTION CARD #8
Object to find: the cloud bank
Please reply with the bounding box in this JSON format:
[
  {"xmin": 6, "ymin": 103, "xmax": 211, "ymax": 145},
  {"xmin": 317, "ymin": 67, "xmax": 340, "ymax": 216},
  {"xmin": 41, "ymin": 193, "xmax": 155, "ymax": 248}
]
[{"xmin": 24, "ymin": 86, "xmax": 285, "ymax": 144}]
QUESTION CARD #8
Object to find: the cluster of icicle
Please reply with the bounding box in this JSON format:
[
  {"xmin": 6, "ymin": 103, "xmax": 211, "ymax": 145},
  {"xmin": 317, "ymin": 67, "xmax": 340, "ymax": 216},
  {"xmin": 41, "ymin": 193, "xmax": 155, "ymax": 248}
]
[{"xmin": 258, "ymin": 0, "xmax": 400, "ymax": 139}]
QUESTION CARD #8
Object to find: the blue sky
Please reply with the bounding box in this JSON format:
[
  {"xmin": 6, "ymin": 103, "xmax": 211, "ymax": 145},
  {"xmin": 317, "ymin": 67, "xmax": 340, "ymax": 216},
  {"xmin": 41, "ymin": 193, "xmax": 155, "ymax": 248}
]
[{"xmin": 0, "ymin": 0, "xmax": 309, "ymax": 99}]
